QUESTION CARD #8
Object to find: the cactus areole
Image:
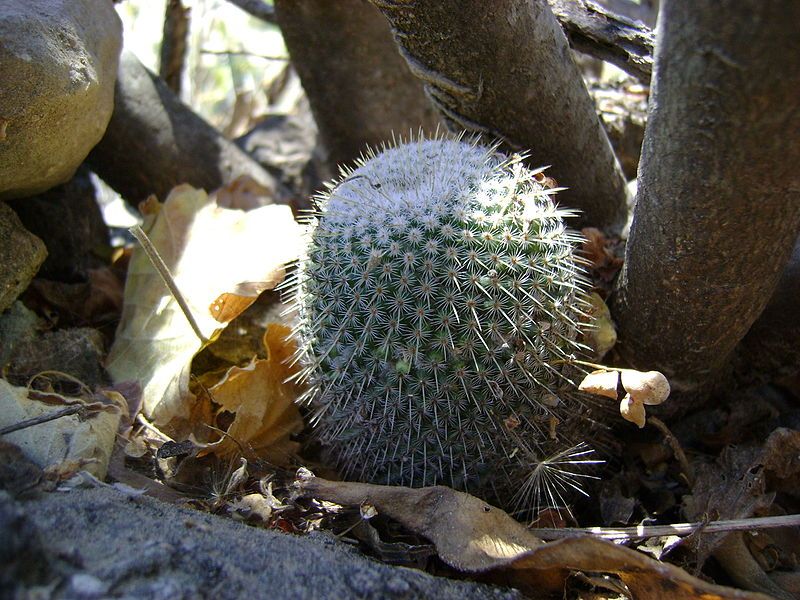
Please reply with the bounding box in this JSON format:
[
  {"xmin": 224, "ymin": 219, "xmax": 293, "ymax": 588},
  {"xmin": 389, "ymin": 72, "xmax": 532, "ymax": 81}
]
[{"xmin": 290, "ymin": 138, "xmax": 595, "ymax": 513}]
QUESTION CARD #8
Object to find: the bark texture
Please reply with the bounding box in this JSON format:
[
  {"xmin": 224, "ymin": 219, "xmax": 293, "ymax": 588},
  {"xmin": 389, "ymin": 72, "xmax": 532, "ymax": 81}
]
[
  {"xmin": 614, "ymin": 2, "xmax": 800, "ymax": 398},
  {"xmin": 547, "ymin": 0, "xmax": 654, "ymax": 82},
  {"xmin": 273, "ymin": 0, "xmax": 442, "ymax": 172},
  {"xmin": 735, "ymin": 235, "xmax": 800, "ymax": 383},
  {"xmin": 87, "ymin": 51, "xmax": 284, "ymax": 205},
  {"xmin": 370, "ymin": 0, "xmax": 629, "ymax": 231},
  {"xmin": 159, "ymin": 0, "xmax": 190, "ymax": 95}
]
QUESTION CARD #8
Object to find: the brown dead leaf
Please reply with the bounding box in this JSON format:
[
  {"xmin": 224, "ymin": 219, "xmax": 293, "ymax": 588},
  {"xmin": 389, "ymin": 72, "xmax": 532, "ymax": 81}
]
[
  {"xmin": 106, "ymin": 185, "xmax": 302, "ymax": 431},
  {"xmin": 198, "ymin": 323, "xmax": 303, "ymax": 465},
  {"xmin": 297, "ymin": 476, "xmax": 770, "ymax": 600}
]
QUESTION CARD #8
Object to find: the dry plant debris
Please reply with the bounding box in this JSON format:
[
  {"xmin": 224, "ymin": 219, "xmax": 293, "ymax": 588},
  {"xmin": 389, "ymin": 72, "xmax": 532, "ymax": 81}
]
[
  {"xmin": 191, "ymin": 323, "xmax": 303, "ymax": 464},
  {"xmin": 0, "ymin": 376, "xmax": 128, "ymax": 479},
  {"xmin": 105, "ymin": 184, "xmax": 301, "ymax": 431},
  {"xmin": 296, "ymin": 476, "xmax": 772, "ymax": 600}
]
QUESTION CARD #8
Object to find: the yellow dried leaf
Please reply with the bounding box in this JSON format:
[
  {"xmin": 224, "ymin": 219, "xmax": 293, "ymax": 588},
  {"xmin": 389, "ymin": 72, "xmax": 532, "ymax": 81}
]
[
  {"xmin": 106, "ymin": 185, "xmax": 302, "ymax": 430},
  {"xmin": 0, "ymin": 379, "xmax": 123, "ymax": 479},
  {"xmin": 201, "ymin": 323, "xmax": 303, "ymax": 465}
]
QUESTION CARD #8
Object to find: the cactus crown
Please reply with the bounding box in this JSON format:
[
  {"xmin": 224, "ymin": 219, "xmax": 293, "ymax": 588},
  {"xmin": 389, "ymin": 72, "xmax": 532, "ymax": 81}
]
[{"xmin": 288, "ymin": 137, "xmax": 596, "ymax": 513}]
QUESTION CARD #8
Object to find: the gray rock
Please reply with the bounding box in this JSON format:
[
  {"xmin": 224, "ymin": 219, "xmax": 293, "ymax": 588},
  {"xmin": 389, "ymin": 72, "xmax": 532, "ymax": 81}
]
[
  {"xmin": 10, "ymin": 165, "xmax": 109, "ymax": 282},
  {"xmin": 9, "ymin": 486, "xmax": 523, "ymax": 600},
  {"xmin": 0, "ymin": 202, "xmax": 47, "ymax": 312},
  {"xmin": 0, "ymin": 0, "xmax": 122, "ymax": 200}
]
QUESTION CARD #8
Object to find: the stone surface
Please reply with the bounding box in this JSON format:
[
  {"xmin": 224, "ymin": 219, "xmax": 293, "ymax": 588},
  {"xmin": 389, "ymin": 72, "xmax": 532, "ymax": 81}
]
[
  {"xmin": 0, "ymin": 202, "xmax": 47, "ymax": 312},
  {"xmin": 4, "ymin": 327, "xmax": 107, "ymax": 388},
  {"xmin": 0, "ymin": 0, "xmax": 122, "ymax": 200},
  {"xmin": 3, "ymin": 486, "xmax": 523, "ymax": 599},
  {"xmin": 11, "ymin": 166, "xmax": 109, "ymax": 282}
]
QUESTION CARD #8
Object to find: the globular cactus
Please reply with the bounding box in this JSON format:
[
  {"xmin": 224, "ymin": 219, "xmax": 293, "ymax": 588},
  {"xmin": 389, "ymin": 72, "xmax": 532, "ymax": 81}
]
[{"xmin": 289, "ymin": 137, "xmax": 597, "ymax": 513}]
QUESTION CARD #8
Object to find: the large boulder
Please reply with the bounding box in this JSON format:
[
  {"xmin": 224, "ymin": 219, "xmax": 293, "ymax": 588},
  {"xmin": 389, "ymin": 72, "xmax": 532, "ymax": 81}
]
[{"xmin": 0, "ymin": 0, "xmax": 122, "ymax": 200}]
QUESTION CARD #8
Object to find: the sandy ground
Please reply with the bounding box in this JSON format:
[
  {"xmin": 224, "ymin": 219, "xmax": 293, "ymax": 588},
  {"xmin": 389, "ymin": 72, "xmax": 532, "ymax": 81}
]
[{"xmin": 1, "ymin": 486, "xmax": 522, "ymax": 599}]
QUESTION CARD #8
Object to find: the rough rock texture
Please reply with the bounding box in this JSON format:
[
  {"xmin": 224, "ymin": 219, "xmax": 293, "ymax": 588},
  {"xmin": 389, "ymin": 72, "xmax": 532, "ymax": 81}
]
[
  {"xmin": 0, "ymin": 0, "xmax": 122, "ymax": 200},
  {"xmin": 0, "ymin": 203, "xmax": 47, "ymax": 312},
  {"xmin": 4, "ymin": 327, "xmax": 107, "ymax": 388},
  {"xmin": 88, "ymin": 51, "xmax": 286, "ymax": 206},
  {"xmin": 1, "ymin": 487, "xmax": 523, "ymax": 600},
  {"xmin": 10, "ymin": 166, "xmax": 109, "ymax": 282}
]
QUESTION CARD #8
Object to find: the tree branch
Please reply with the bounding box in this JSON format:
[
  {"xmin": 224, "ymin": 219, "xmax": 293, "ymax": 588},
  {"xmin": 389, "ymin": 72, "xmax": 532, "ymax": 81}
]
[
  {"xmin": 547, "ymin": 0, "xmax": 654, "ymax": 82},
  {"xmin": 613, "ymin": 2, "xmax": 800, "ymax": 408},
  {"xmin": 87, "ymin": 51, "xmax": 286, "ymax": 205},
  {"xmin": 274, "ymin": 0, "xmax": 442, "ymax": 172},
  {"xmin": 369, "ymin": 0, "xmax": 629, "ymax": 231}
]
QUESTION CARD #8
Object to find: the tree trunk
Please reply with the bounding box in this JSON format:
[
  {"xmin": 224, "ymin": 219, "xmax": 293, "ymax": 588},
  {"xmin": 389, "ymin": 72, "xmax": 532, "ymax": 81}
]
[
  {"xmin": 87, "ymin": 51, "xmax": 285, "ymax": 205},
  {"xmin": 159, "ymin": 0, "xmax": 190, "ymax": 95},
  {"xmin": 734, "ymin": 235, "xmax": 800, "ymax": 384},
  {"xmin": 614, "ymin": 2, "xmax": 800, "ymax": 403},
  {"xmin": 369, "ymin": 0, "xmax": 629, "ymax": 231},
  {"xmin": 273, "ymin": 0, "xmax": 442, "ymax": 172}
]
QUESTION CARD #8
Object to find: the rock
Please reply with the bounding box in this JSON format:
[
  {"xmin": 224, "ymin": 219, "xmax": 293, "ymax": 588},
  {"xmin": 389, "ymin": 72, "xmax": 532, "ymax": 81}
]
[
  {"xmin": 5, "ymin": 327, "xmax": 107, "ymax": 388},
  {"xmin": 8, "ymin": 486, "xmax": 523, "ymax": 599},
  {"xmin": 0, "ymin": 0, "xmax": 122, "ymax": 200},
  {"xmin": 10, "ymin": 166, "xmax": 109, "ymax": 282},
  {"xmin": 0, "ymin": 202, "xmax": 47, "ymax": 312}
]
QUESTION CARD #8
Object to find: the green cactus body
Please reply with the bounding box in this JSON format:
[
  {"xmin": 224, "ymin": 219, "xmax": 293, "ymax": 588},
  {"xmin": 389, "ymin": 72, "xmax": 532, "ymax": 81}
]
[{"xmin": 291, "ymin": 138, "xmax": 595, "ymax": 512}]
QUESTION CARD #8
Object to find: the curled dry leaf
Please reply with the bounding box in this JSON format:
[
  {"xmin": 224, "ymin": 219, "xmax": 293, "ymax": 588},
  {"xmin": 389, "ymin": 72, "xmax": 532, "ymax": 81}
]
[
  {"xmin": 195, "ymin": 323, "xmax": 303, "ymax": 465},
  {"xmin": 0, "ymin": 379, "xmax": 125, "ymax": 479},
  {"xmin": 579, "ymin": 368, "xmax": 670, "ymax": 428},
  {"xmin": 106, "ymin": 185, "xmax": 302, "ymax": 431},
  {"xmin": 297, "ymin": 477, "xmax": 770, "ymax": 600}
]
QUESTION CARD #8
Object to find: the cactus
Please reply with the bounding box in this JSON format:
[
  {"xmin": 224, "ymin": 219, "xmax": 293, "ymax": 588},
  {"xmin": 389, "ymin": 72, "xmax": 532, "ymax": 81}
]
[{"xmin": 289, "ymin": 137, "xmax": 597, "ymax": 513}]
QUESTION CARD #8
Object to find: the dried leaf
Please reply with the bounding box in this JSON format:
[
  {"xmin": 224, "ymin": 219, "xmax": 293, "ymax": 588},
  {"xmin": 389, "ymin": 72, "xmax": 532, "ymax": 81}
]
[
  {"xmin": 297, "ymin": 477, "xmax": 770, "ymax": 600},
  {"xmin": 230, "ymin": 493, "xmax": 274, "ymax": 522},
  {"xmin": 198, "ymin": 323, "xmax": 303, "ymax": 465},
  {"xmin": 0, "ymin": 379, "xmax": 124, "ymax": 479},
  {"xmin": 106, "ymin": 185, "xmax": 302, "ymax": 430}
]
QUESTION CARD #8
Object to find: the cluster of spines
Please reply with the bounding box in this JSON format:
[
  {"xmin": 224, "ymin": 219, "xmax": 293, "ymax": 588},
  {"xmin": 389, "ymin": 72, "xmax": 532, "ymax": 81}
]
[{"xmin": 284, "ymin": 135, "xmax": 596, "ymax": 513}]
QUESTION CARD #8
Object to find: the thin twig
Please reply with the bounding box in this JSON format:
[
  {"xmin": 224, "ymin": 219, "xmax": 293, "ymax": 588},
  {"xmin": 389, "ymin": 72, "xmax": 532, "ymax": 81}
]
[
  {"xmin": 648, "ymin": 415, "xmax": 695, "ymax": 487},
  {"xmin": 531, "ymin": 514, "xmax": 800, "ymax": 541},
  {"xmin": 129, "ymin": 225, "xmax": 208, "ymax": 345},
  {"xmin": 200, "ymin": 49, "xmax": 288, "ymax": 61},
  {"xmin": 0, "ymin": 405, "xmax": 83, "ymax": 436}
]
